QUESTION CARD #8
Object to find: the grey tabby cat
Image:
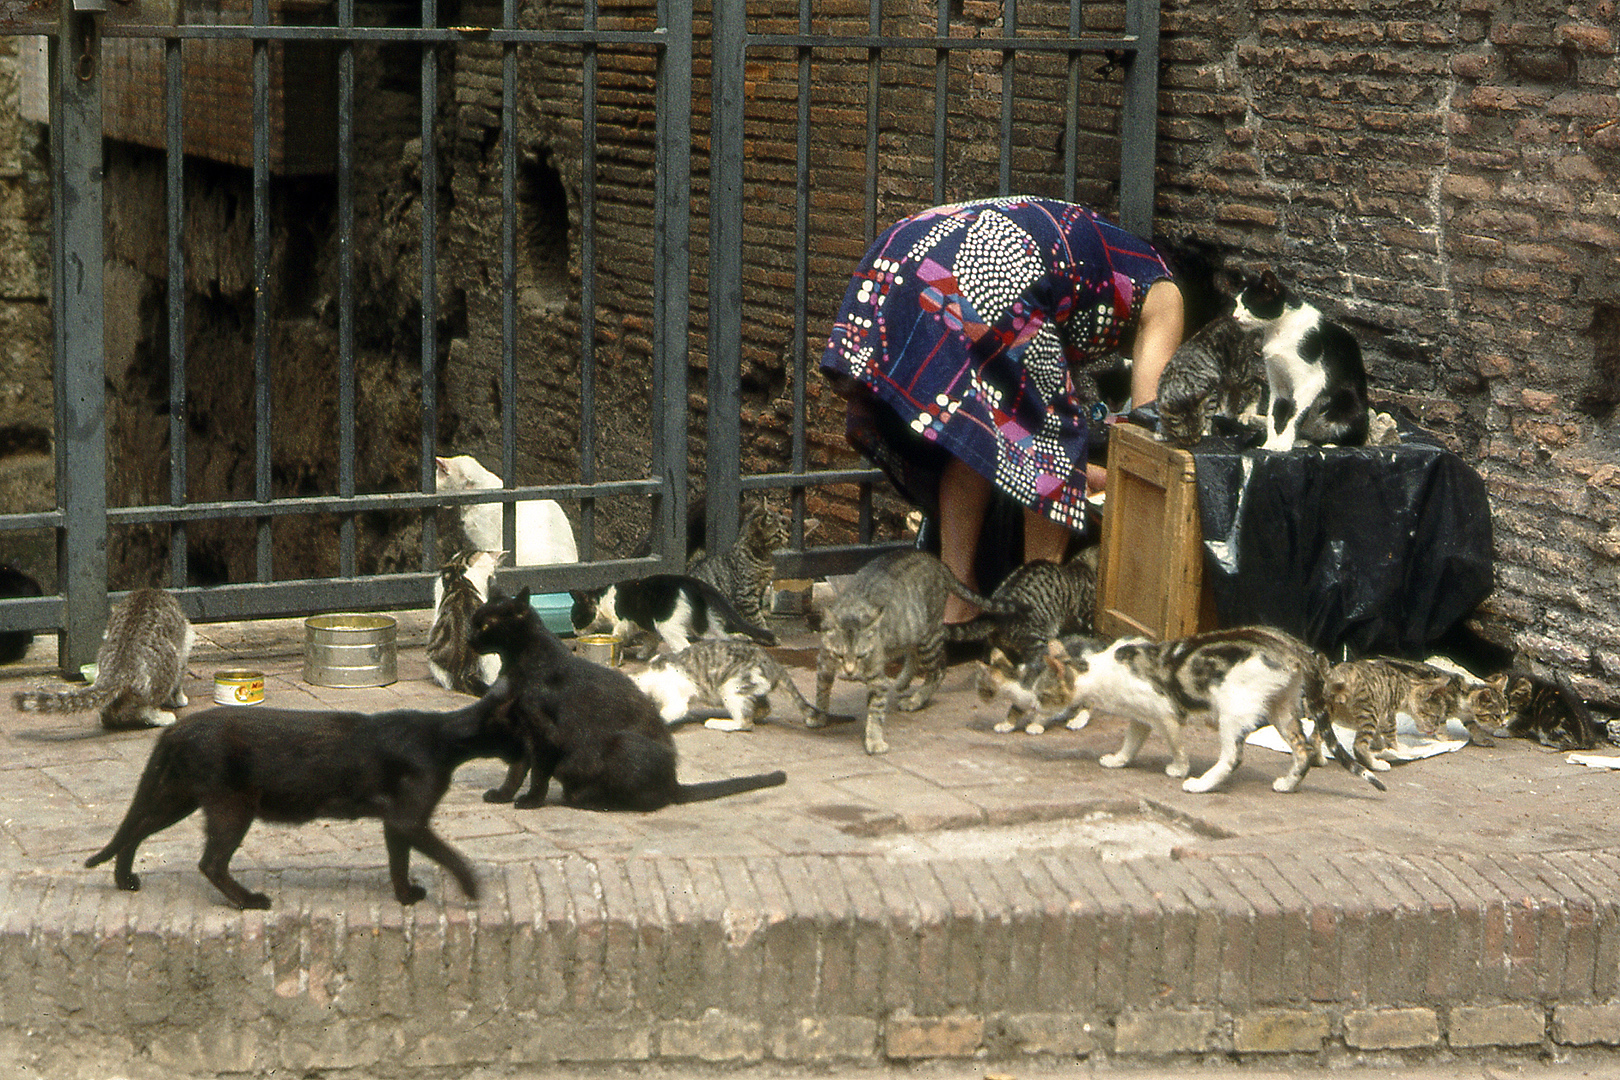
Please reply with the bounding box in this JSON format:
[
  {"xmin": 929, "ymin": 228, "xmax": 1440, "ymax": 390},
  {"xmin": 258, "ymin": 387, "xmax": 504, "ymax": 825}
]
[
  {"xmin": 631, "ymin": 638, "xmax": 819, "ymax": 731},
  {"xmin": 688, "ymin": 502, "xmax": 790, "ymax": 629},
  {"xmin": 1155, "ymin": 313, "xmax": 1266, "ymax": 448},
  {"xmin": 813, "ymin": 549, "xmax": 1011, "ymax": 754},
  {"xmin": 945, "ymin": 546, "xmax": 1099, "ymax": 665},
  {"xmin": 13, "ymin": 588, "xmax": 194, "ymax": 730},
  {"xmin": 1325, "ymin": 657, "xmax": 1510, "ymax": 771}
]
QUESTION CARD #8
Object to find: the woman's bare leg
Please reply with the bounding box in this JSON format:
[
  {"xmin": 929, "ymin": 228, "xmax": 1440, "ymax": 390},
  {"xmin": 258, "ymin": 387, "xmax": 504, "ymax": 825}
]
[{"xmin": 938, "ymin": 455, "xmax": 992, "ymax": 623}]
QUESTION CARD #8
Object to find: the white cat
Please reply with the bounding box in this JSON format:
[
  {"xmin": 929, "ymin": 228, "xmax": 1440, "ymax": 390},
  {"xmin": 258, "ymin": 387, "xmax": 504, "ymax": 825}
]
[{"xmin": 435, "ymin": 454, "xmax": 578, "ymax": 567}]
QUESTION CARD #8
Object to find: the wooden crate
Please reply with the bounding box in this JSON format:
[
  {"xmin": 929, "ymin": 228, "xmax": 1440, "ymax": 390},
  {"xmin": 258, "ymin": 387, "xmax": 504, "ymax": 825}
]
[{"xmin": 1095, "ymin": 422, "xmax": 1219, "ymax": 641}]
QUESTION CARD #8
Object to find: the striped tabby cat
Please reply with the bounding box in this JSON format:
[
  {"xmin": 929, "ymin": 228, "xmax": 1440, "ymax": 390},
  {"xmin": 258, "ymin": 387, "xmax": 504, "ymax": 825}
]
[
  {"xmin": 632, "ymin": 638, "xmax": 818, "ymax": 731},
  {"xmin": 1324, "ymin": 657, "xmax": 1460, "ymax": 771},
  {"xmin": 1155, "ymin": 312, "xmax": 1266, "ymax": 448},
  {"xmin": 427, "ymin": 550, "xmax": 504, "ymax": 695},
  {"xmin": 945, "ymin": 546, "xmax": 1099, "ymax": 665},
  {"xmin": 13, "ymin": 588, "xmax": 194, "ymax": 731},
  {"xmin": 688, "ymin": 502, "xmax": 789, "ymax": 629},
  {"xmin": 813, "ymin": 550, "xmax": 1010, "ymax": 754}
]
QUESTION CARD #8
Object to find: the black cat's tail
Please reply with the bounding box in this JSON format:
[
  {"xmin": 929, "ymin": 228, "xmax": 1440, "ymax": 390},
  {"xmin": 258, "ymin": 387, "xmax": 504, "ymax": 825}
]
[
  {"xmin": 1316, "ymin": 715, "xmax": 1387, "ymax": 793},
  {"xmin": 675, "ymin": 769, "xmax": 787, "ymax": 803}
]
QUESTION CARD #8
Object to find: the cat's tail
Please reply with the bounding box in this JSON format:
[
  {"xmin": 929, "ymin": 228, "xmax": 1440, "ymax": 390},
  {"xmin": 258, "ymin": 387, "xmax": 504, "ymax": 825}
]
[
  {"xmin": 12, "ymin": 681, "xmax": 115, "ymax": 714},
  {"xmin": 675, "ymin": 769, "xmax": 787, "ymax": 803},
  {"xmin": 1315, "ymin": 715, "xmax": 1387, "ymax": 793},
  {"xmin": 937, "ymin": 568, "xmax": 1022, "ymax": 619}
]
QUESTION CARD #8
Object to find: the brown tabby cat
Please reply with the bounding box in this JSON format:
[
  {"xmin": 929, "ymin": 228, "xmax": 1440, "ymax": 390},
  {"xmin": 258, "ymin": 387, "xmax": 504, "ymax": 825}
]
[{"xmin": 1325, "ymin": 657, "xmax": 1509, "ymax": 771}]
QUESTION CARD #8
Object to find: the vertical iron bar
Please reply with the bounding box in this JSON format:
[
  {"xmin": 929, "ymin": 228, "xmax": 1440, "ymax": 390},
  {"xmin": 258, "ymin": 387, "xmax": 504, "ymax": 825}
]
[
  {"xmin": 653, "ymin": 0, "xmax": 691, "ymax": 565},
  {"xmin": 252, "ymin": 0, "xmax": 272, "ymax": 580},
  {"xmin": 789, "ymin": 0, "xmax": 810, "ymax": 547},
  {"xmin": 166, "ymin": 34, "xmax": 187, "ymax": 587},
  {"xmin": 1063, "ymin": 0, "xmax": 1082, "ymax": 202},
  {"xmin": 420, "ymin": 0, "xmax": 440, "ymax": 570},
  {"xmin": 933, "ymin": 0, "xmax": 947, "ymax": 204},
  {"xmin": 1119, "ymin": 0, "xmax": 1159, "ymax": 236},
  {"xmin": 55, "ymin": 9, "xmax": 108, "ymax": 671},
  {"xmin": 863, "ymin": 0, "xmax": 878, "ymax": 243},
  {"xmin": 704, "ymin": 0, "xmax": 744, "ymax": 552},
  {"xmin": 999, "ymin": 0, "xmax": 1015, "ymax": 196},
  {"xmin": 337, "ymin": 0, "xmax": 357, "ymax": 576},
  {"xmin": 499, "ymin": 0, "xmax": 516, "ymax": 560},
  {"xmin": 578, "ymin": 0, "xmax": 598, "ymax": 559}
]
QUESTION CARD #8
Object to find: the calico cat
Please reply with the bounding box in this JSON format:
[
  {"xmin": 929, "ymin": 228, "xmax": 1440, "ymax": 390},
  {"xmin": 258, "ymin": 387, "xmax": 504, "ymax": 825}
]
[
  {"xmin": 631, "ymin": 638, "xmax": 819, "ymax": 731},
  {"xmin": 1155, "ymin": 313, "xmax": 1267, "ymax": 448},
  {"xmin": 427, "ymin": 550, "xmax": 505, "ymax": 695},
  {"xmin": 0, "ymin": 562, "xmax": 43, "ymax": 663},
  {"xmin": 1501, "ymin": 670, "xmax": 1602, "ymax": 750},
  {"xmin": 14, "ymin": 588, "xmax": 194, "ymax": 730},
  {"xmin": 975, "ymin": 633, "xmax": 1106, "ymax": 734},
  {"xmin": 435, "ymin": 454, "xmax": 578, "ymax": 567},
  {"xmin": 1231, "ymin": 270, "xmax": 1370, "ymax": 452},
  {"xmin": 813, "ymin": 549, "xmax": 1012, "ymax": 755},
  {"xmin": 1038, "ymin": 626, "xmax": 1386, "ymax": 794},
  {"xmin": 571, "ymin": 573, "xmax": 777, "ymax": 657},
  {"xmin": 470, "ymin": 587, "xmax": 787, "ymax": 809},
  {"xmin": 84, "ymin": 687, "xmax": 524, "ymax": 909},
  {"xmin": 688, "ymin": 502, "xmax": 790, "ymax": 629},
  {"xmin": 944, "ymin": 547, "xmax": 1099, "ymax": 665}
]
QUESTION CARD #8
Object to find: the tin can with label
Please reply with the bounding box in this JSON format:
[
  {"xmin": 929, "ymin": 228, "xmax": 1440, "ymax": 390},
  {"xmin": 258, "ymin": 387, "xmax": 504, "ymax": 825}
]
[{"xmin": 214, "ymin": 669, "xmax": 266, "ymax": 706}]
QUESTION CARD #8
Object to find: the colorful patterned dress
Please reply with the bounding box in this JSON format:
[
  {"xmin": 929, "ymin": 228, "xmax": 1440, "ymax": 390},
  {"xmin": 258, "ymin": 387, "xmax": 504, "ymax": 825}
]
[{"xmin": 820, "ymin": 197, "xmax": 1173, "ymax": 532}]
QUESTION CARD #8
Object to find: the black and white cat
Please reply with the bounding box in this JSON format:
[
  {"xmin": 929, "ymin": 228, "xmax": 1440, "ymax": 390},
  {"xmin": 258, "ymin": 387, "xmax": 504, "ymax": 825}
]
[
  {"xmin": 1231, "ymin": 270, "xmax": 1370, "ymax": 452},
  {"xmin": 13, "ymin": 588, "xmax": 194, "ymax": 730},
  {"xmin": 571, "ymin": 573, "xmax": 777, "ymax": 657},
  {"xmin": 427, "ymin": 550, "xmax": 504, "ymax": 695}
]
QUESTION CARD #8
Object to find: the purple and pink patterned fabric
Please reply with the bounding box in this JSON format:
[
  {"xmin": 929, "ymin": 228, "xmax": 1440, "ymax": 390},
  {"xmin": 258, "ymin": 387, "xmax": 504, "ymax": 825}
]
[{"xmin": 820, "ymin": 197, "xmax": 1172, "ymax": 532}]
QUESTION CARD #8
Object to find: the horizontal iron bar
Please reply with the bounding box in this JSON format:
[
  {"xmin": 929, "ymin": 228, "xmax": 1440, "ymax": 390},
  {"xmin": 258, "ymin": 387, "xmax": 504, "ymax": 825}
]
[
  {"xmin": 96, "ymin": 23, "xmax": 668, "ymax": 44},
  {"xmin": 738, "ymin": 468, "xmax": 886, "ymax": 490},
  {"xmin": 747, "ymin": 32, "xmax": 1138, "ymax": 52},
  {"xmin": 772, "ymin": 541, "xmax": 907, "ymax": 580}
]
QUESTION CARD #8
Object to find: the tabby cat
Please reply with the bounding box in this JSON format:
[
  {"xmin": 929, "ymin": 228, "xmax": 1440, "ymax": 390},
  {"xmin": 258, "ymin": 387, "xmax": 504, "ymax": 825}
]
[
  {"xmin": 632, "ymin": 638, "xmax": 819, "ymax": 731},
  {"xmin": 13, "ymin": 588, "xmax": 194, "ymax": 730},
  {"xmin": 1501, "ymin": 670, "xmax": 1602, "ymax": 750},
  {"xmin": 688, "ymin": 502, "xmax": 790, "ymax": 629},
  {"xmin": 945, "ymin": 546, "xmax": 1099, "ymax": 665},
  {"xmin": 813, "ymin": 550, "xmax": 1011, "ymax": 755},
  {"xmin": 1036, "ymin": 627, "xmax": 1385, "ymax": 794},
  {"xmin": 1324, "ymin": 658, "xmax": 1471, "ymax": 771},
  {"xmin": 427, "ymin": 550, "xmax": 504, "ymax": 695},
  {"xmin": 470, "ymin": 587, "xmax": 787, "ymax": 810},
  {"xmin": 1155, "ymin": 312, "xmax": 1267, "ymax": 448},
  {"xmin": 1231, "ymin": 270, "xmax": 1370, "ymax": 452}
]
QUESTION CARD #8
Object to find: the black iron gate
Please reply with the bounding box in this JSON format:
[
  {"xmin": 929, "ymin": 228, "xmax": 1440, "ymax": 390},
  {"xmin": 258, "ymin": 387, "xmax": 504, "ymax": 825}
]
[{"xmin": 0, "ymin": 0, "xmax": 1157, "ymax": 671}]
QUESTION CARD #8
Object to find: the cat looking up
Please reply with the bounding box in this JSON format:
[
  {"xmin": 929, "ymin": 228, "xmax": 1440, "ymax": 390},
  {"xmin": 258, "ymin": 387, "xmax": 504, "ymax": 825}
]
[
  {"xmin": 435, "ymin": 454, "xmax": 578, "ymax": 567},
  {"xmin": 428, "ymin": 550, "xmax": 505, "ymax": 695}
]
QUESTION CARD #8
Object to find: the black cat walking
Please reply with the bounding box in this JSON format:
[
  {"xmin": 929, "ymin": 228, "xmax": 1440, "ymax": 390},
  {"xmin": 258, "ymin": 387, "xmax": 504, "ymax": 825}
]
[
  {"xmin": 84, "ymin": 688, "xmax": 525, "ymax": 909},
  {"xmin": 471, "ymin": 587, "xmax": 787, "ymax": 810}
]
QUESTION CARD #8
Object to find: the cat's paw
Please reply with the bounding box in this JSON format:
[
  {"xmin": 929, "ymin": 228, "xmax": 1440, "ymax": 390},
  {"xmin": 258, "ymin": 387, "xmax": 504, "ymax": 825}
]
[
  {"xmin": 396, "ymin": 883, "xmax": 428, "ymax": 905},
  {"xmin": 483, "ymin": 788, "xmax": 515, "ymax": 804},
  {"xmin": 704, "ymin": 716, "xmax": 753, "ymax": 732},
  {"xmin": 1065, "ymin": 709, "xmax": 1092, "ymax": 731},
  {"xmin": 898, "ymin": 692, "xmax": 932, "ymax": 712},
  {"xmin": 171, "ymin": 690, "xmax": 189, "ymax": 707},
  {"xmin": 1181, "ymin": 773, "xmax": 1220, "ymax": 793},
  {"xmin": 1024, "ymin": 722, "xmax": 1047, "ymax": 735},
  {"xmin": 804, "ymin": 710, "xmax": 828, "ymax": 729},
  {"xmin": 1271, "ymin": 775, "xmax": 1303, "ymax": 793},
  {"xmin": 513, "ymin": 792, "xmax": 547, "ymax": 809},
  {"xmin": 241, "ymin": 892, "xmax": 272, "ymax": 910},
  {"xmin": 864, "ymin": 729, "xmax": 889, "ymax": 755},
  {"xmin": 1098, "ymin": 752, "xmax": 1129, "ymax": 769},
  {"xmin": 1165, "ymin": 759, "xmax": 1191, "ymax": 779},
  {"xmin": 993, "ymin": 720, "xmax": 1015, "ymax": 734},
  {"xmin": 152, "ymin": 710, "xmax": 177, "ymax": 727},
  {"xmin": 1367, "ymin": 757, "xmax": 1392, "ymax": 772},
  {"xmin": 114, "ymin": 872, "xmax": 141, "ymax": 892},
  {"xmin": 1467, "ymin": 729, "xmax": 1498, "ymax": 748}
]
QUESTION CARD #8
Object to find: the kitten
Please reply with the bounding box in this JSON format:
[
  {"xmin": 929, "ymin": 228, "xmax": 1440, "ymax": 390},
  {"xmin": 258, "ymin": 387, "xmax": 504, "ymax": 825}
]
[
  {"xmin": 84, "ymin": 686, "xmax": 524, "ymax": 909},
  {"xmin": 470, "ymin": 587, "xmax": 787, "ymax": 810},
  {"xmin": 945, "ymin": 547, "xmax": 1099, "ymax": 666},
  {"xmin": 1037, "ymin": 626, "xmax": 1386, "ymax": 794},
  {"xmin": 688, "ymin": 502, "xmax": 789, "ymax": 629},
  {"xmin": 1501, "ymin": 670, "xmax": 1602, "ymax": 750},
  {"xmin": 13, "ymin": 588, "xmax": 194, "ymax": 730},
  {"xmin": 1324, "ymin": 657, "xmax": 1467, "ymax": 771},
  {"xmin": 1231, "ymin": 270, "xmax": 1370, "ymax": 452},
  {"xmin": 427, "ymin": 550, "xmax": 505, "ymax": 695},
  {"xmin": 0, "ymin": 562, "xmax": 43, "ymax": 663},
  {"xmin": 975, "ymin": 633, "xmax": 1106, "ymax": 734},
  {"xmin": 435, "ymin": 454, "xmax": 578, "ymax": 567},
  {"xmin": 1369, "ymin": 656, "xmax": 1508, "ymax": 747},
  {"xmin": 1155, "ymin": 313, "xmax": 1267, "ymax": 448},
  {"xmin": 813, "ymin": 549, "xmax": 1011, "ymax": 755},
  {"xmin": 571, "ymin": 573, "xmax": 777, "ymax": 658},
  {"xmin": 632, "ymin": 638, "xmax": 818, "ymax": 731}
]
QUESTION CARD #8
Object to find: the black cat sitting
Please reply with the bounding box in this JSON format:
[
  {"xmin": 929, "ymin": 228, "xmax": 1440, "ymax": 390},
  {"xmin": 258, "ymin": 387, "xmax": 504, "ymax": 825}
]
[
  {"xmin": 84, "ymin": 686, "xmax": 524, "ymax": 909},
  {"xmin": 470, "ymin": 587, "xmax": 787, "ymax": 810}
]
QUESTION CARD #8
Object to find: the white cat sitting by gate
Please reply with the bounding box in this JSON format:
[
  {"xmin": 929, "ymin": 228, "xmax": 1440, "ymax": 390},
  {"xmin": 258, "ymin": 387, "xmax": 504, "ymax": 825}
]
[{"xmin": 435, "ymin": 454, "xmax": 578, "ymax": 567}]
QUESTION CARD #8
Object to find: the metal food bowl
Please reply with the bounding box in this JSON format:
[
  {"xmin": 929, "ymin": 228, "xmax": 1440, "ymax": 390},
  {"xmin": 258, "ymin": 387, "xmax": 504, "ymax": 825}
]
[
  {"xmin": 575, "ymin": 633, "xmax": 622, "ymax": 667},
  {"xmin": 303, "ymin": 613, "xmax": 398, "ymax": 688}
]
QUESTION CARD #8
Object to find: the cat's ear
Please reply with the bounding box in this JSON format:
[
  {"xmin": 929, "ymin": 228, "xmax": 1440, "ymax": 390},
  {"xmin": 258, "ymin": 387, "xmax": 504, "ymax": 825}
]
[
  {"xmin": 1046, "ymin": 638, "xmax": 1070, "ymax": 661},
  {"xmin": 515, "ymin": 586, "xmax": 533, "ymax": 604},
  {"xmin": 1486, "ymin": 673, "xmax": 1509, "ymax": 692}
]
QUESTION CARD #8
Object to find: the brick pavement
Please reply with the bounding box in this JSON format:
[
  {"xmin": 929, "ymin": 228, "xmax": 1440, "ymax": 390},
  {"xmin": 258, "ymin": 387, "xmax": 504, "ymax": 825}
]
[{"xmin": 4, "ymin": 611, "xmax": 1620, "ymax": 1076}]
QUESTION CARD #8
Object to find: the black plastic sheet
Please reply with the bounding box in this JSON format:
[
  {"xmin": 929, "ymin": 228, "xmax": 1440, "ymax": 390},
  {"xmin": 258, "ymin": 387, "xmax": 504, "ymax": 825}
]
[{"xmin": 1192, "ymin": 422, "xmax": 1495, "ymax": 660}]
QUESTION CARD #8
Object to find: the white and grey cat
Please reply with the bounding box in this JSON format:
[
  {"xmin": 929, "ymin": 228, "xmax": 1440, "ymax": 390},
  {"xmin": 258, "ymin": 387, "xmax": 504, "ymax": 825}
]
[
  {"xmin": 13, "ymin": 588, "xmax": 194, "ymax": 730},
  {"xmin": 572, "ymin": 573, "xmax": 777, "ymax": 658},
  {"xmin": 435, "ymin": 454, "xmax": 578, "ymax": 567},
  {"xmin": 632, "ymin": 638, "xmax": 818, "ymax": 731},
  {"xmin": 1155, "ymin": 312, "xmax": 1266, "ymax": 448},
  {"xmin": 975, "ymin": 632, "xmax": 1106, "ymax": 734},
  {"xmin": 1034, "ymin": 626, "xmax": 1386, "ymax": 794},
  {"xmin": 1231, "ymin": 270, "xmax": 1370, "ymax": 452},
  {"xmin": 813, "ymin": 549, "xmax": 1012, "ymax": 755},
  {"xmin": 427, "ymin": 549, "xmax": 505, "ymax": 695}
]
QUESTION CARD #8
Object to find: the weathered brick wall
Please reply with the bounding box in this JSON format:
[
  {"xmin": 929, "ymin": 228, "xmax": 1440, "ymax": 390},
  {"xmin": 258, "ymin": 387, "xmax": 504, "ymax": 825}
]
[{"xmin": 1151, "ymin": 0, "xmax": 1618, "ymax": 701}]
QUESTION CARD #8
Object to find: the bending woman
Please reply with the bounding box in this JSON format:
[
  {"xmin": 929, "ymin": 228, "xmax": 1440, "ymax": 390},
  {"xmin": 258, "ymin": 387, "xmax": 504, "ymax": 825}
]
[{"xmin": 819, "ymin": 196, "xmax": 1185, "ymax": 623}]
